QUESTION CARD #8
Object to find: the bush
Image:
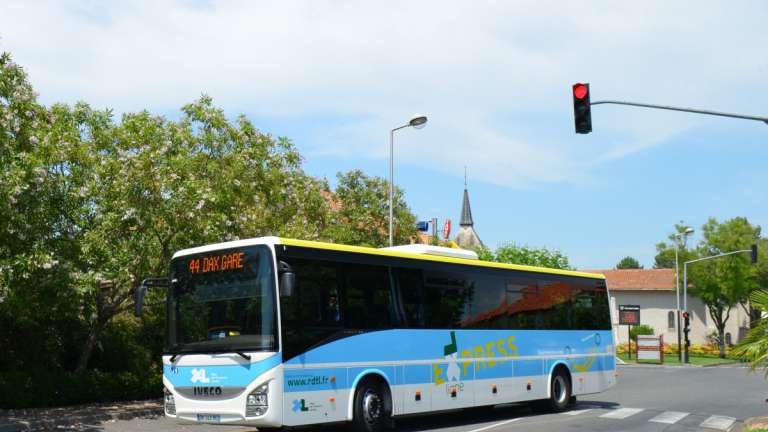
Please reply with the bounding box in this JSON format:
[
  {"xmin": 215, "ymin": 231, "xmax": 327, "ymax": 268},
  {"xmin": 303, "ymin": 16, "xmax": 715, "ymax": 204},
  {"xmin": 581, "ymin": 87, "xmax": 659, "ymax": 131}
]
[
  {"xmin": 629, "ymin": 325, "xmax": 655, "ymax": 341},
  {"xmin": 0, "ymin": 368, "xmax": 162, "ymax": 409},
  {"xmin": 616, "ymin": 342, "xmax": 736, "ymax": 358}
]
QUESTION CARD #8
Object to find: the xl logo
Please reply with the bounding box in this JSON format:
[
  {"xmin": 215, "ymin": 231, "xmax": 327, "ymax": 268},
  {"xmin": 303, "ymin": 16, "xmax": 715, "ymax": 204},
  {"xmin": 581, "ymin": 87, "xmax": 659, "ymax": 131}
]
[{"xmin": 191, "ymin": 368, "xmax": 211, "ymax": 384}]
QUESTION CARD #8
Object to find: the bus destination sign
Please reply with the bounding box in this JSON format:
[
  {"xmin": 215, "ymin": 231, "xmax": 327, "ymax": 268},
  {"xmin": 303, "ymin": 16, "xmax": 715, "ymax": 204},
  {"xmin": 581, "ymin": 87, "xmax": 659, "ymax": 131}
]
[
  {"xmin": 188, "ymin": 251, "xmax": 245, "ymax": 274},
  {"xmin": 618, "ymin": 304, "xmax": 640, "ymax": 325}
]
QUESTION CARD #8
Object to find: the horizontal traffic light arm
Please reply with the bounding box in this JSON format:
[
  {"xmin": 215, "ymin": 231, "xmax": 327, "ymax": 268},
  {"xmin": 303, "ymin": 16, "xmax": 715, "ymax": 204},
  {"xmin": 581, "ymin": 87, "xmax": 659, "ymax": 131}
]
[
  {"xmin": 684, "ymin": 247, "xmax": 758, "ymax": 266},
  {"xmin": 590, "ymin": 100, "xmax": 768, "ymax": 125}
]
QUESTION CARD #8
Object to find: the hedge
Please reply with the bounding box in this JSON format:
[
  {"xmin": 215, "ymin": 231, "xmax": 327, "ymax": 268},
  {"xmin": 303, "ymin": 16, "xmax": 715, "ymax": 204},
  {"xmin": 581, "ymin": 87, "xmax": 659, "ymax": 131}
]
[
  {"xmin": 0, "ymin": 369, "xmax": 162, "ymax": 409},
  {"xmin": 616, "ymin": 342, "xmax": 735, "ymax": 358}
]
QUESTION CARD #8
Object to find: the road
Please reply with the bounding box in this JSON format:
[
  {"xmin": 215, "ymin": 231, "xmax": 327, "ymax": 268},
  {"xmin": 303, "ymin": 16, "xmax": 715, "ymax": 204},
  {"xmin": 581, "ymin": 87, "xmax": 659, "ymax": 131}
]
[{"xmin": 103, "ymin": 364, "xmax": 766, "ymax": 432}]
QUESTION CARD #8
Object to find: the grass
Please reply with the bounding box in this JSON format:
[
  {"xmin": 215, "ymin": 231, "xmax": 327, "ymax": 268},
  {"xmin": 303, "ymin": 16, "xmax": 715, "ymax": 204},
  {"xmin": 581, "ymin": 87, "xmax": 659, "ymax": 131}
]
[{"xmin": 617, "ymin": 352, "xmax": 741, "ymax": 366}]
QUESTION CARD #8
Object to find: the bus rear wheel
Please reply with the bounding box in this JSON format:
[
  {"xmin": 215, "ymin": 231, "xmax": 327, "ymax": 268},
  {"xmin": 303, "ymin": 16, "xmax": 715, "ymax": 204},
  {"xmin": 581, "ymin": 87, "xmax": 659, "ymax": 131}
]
[
  {"xmin": 546, "ymin": 368, "xmax": 572, "ymax": 412},
  {"xmin": 351, "ymin": 377, "xmax": 391, "ymax": 432},
  {"xmin": 532, "ymin": 367, "xmax": 572, "ymax": 413}
]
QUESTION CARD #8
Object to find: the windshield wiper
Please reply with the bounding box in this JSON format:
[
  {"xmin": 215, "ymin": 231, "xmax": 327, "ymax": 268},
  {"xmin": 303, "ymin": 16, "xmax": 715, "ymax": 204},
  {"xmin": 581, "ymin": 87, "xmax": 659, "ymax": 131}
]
[{"xmin": 169, "ymin": 351, "xmax": 251, "ymax": 362}]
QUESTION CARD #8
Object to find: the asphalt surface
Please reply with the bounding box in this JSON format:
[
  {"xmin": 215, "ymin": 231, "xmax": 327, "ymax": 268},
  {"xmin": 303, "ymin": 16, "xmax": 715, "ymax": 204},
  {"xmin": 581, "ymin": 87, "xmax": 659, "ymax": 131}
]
[{"xmin": 101, "ymin": 364, "xmax": 766, "ymax": 432}]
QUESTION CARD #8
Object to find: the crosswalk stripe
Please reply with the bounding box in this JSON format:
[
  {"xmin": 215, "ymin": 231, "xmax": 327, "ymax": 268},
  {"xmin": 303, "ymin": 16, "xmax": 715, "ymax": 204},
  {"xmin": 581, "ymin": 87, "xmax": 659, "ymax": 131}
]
[
  {"xmin": 700, "ymin": 415, "xmax": 737, "ymax": 431},
  {"xmin": 563, "ymin": 409, "xmax": 592, "ymax": 416},
  {"xmin": 649, "ymin": 411, "xmax": 689, "ymax": 424},
  {"xmin": 599, "ymin": 408, "xmax": 644, "ymax": 419}
]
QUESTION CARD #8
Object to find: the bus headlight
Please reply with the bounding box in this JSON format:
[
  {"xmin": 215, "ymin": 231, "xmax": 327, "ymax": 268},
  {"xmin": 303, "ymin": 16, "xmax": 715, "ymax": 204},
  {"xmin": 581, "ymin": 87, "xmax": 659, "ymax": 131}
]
[
  {"xmin": 164, "ymin": 388, "xmax": 176, "ymax": 415},
  {"xmin": 246, "ymin": 383, "xmax": 268, "ymax": 417}
]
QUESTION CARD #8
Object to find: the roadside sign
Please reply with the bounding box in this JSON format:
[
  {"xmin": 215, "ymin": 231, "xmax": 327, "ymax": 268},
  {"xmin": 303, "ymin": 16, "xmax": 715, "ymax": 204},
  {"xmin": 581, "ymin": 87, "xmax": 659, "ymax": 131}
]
[
  {"xmin": 443, "ymin": 219, "xmax": 452, "ymax": 239},
  {"xmin": 619, "ymin": 304, "xmax": 640, "ymax": 325},
  {"xmin": 637, "ymin": 335, "xmax": 664, "ymax": 364}
]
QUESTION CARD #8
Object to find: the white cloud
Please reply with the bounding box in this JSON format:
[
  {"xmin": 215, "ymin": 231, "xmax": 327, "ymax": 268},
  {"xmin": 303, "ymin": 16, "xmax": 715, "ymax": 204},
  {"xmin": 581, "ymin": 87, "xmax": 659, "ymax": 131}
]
[{"xmin": 1, "ymin": 0, "xmax": 766, "ymax": 188}]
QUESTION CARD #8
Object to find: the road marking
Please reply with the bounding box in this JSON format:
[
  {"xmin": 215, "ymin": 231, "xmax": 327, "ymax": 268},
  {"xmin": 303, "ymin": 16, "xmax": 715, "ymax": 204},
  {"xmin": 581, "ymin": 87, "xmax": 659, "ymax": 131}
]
[
  {"xmin": 700, "ymin": 415, "xmax": 736, "ymax": 431},
  {"xmin": 649, "ymin": 411, "xmax": 689, "ymax": 424},
  {"xmin": 464, "ymin": 418, "xmax": 521, "ymax": 432},
  {"xmin": 599, "ymin": 408, "xmax": 644, "ymax": 419},
  {"xmin": 563, "ymin": 408, "xmax": 593, "ymax": 416}
]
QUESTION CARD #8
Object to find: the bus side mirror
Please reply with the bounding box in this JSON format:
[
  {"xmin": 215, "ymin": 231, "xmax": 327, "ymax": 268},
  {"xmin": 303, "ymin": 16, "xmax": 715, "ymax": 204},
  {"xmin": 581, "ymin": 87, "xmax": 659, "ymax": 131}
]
[
  {"xmin": 278, "ymin": 261, "xmax": 296, "ymax": 297},
  {"xmin": 135, "ymin": 278, "xmax": 170, "ymax": 317}
]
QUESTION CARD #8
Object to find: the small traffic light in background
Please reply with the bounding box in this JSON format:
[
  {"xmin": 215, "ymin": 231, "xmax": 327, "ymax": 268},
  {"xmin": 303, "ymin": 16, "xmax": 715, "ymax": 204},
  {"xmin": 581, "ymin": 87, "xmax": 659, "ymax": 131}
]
[
  {"xmin": 572, "ymin": 83, "xmax": 592, "ymax": 134},
  {"xmin": 752, "ymin": 244, "xmax": 758, "ymax": 264},
  {"xmin": 682, "ymin": 311, "xmax": 690, "ymax": 329}
]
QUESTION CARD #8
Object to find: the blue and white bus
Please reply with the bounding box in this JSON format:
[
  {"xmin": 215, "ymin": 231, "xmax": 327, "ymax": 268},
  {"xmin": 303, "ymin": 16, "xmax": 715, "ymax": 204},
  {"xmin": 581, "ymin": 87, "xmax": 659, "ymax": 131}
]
[{"xmin": 135, "ymin": 237, "xmax": 616, "ymax": 431}]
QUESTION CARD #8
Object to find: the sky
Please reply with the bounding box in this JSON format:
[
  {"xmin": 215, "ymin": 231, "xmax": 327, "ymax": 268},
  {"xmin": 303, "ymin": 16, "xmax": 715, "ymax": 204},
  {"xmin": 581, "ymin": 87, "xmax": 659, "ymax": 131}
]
[{"xmin": 2, "ymin": 1, "xmax": 767, "ymax": 269}]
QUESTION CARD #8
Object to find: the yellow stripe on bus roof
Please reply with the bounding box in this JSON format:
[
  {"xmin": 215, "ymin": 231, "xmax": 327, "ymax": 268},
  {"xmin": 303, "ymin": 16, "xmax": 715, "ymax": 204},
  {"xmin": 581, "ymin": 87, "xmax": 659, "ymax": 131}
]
[{"xmin": 278, "ymin": 238, "xmax": 605, "ymax": 280}]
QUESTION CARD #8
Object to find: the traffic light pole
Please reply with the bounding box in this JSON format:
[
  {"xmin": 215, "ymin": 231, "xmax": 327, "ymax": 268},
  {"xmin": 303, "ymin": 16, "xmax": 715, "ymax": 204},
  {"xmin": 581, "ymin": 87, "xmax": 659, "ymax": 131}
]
[{"xmin": 589, "ymin": 100, "xmax": 768, "ymax": 124}]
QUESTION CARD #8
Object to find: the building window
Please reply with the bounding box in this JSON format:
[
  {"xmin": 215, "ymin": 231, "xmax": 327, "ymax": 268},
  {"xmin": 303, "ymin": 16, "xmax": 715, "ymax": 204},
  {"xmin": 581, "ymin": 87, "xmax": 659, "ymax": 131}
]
[{"xmin": 668, "ymin": 311, "xmax": 675, "ymax": 329}]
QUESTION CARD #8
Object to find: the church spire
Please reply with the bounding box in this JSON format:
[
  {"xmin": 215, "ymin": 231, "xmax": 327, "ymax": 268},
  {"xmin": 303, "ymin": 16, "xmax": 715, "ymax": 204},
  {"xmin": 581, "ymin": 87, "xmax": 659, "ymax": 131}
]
[
  {"xmin": 460, "ymin": 189, "xmax": 474, "ymax": 227},
  {"xmin": 454, "ymin": 168, "xmax": 483, "ymax": 249}
]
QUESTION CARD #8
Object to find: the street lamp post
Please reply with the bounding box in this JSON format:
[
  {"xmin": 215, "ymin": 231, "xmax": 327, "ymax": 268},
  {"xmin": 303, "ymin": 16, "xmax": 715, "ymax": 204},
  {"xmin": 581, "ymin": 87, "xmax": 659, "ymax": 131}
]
[
  {"xmin": 389, "ymin": 114, "xmax": 427, "ymax": 247},
  {"xmin": 674, "ymin": 228, "xmax": 694, "ymax": 361}
]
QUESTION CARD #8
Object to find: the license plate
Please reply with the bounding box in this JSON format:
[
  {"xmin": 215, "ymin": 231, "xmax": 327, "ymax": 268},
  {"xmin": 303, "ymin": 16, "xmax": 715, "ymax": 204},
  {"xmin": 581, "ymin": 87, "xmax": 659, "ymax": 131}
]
[{"xmin": 196, "ymin": 414, "xmax": 221, "ymax": 422}]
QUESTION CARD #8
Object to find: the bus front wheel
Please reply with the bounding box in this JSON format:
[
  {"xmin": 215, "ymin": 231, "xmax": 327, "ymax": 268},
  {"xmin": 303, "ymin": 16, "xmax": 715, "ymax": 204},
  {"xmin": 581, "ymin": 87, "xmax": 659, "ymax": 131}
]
[{"xmin": 351, "ymin": 377, "xmax": 392, "ymax": 432}]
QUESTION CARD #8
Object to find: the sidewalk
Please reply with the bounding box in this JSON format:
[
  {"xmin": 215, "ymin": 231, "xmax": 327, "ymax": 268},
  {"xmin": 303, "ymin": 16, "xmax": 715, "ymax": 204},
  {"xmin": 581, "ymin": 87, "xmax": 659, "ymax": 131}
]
[{"xmin": 0, "ymin": 400, "xmax": 162, "ymax": 432}]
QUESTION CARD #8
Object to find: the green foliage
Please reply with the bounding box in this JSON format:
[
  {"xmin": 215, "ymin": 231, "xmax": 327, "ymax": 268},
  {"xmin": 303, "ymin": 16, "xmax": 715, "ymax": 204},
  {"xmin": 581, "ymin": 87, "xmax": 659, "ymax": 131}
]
[
  {"xmin": 630, "ymin": 324, "xmax": 655, "ymax": 341},
  {"xmin": 616, "ymin": 256, "xmax": 643, "ymax": 269},
  {"xmin": 0, "ymin": 369, "xmax": 162, "ymax": 409},
  {"xmin": 0, "ymin": 51, "xmax": 422, "ymax": 407},
  {"xmin": 689, "ymin": 217, "xmax": 761, "ymax": 358},
  {"xmin": 477, "ymin": 243, "xmax": 573, "ymax": 270},
  {"xmin": 733, "ymin": 290, "xmax": 768, "ymax": 375},
  {"xmin": 321, "ymin": 169, "xmax": 417, "ymax": 247}
]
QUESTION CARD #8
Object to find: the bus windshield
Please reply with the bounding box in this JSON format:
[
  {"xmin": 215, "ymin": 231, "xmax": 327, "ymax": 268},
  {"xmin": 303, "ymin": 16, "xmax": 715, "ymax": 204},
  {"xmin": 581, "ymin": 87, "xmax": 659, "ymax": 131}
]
[{"xmin": 167, "ymin": 245, "xmax": 277, "ymax": 354}]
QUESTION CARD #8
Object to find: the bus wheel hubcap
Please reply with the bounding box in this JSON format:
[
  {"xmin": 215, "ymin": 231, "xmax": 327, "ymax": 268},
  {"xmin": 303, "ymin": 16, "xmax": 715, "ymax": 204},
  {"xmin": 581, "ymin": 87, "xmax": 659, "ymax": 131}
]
[
  {"xmin": 553, "ymin": 376, "xmax": 567, "ymax": 404},
  {"xmin": 362, "ymin": 390, "xmax": 381, "ymax": 424}
]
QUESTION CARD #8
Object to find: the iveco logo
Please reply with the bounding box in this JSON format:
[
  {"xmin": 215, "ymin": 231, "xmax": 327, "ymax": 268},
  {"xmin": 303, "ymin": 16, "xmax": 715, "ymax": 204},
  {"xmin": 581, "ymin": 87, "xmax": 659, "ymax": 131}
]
[{"xmin": 193, "ymin": 386, "xmax": 223, "ymax": 396}]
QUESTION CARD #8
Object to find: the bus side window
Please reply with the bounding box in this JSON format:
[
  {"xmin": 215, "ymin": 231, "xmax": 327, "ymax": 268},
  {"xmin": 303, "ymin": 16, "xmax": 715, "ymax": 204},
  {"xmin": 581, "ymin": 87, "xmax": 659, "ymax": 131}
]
[
  {"xmin": 395, "ymin": 268, "xmax": 425, "ymax": 328},
  {"xmin": 460, "ymin": 272, "xmax": 506, "ymax": 329},
  {"xmin": 423, "ymin": 270, "xmax": 469, "ymax": 329},
  {"xmin": 283, "ymin": 260, "xmax": 341, "ymax": 327},
  {"xmin": 342, "ymin": 264, "xmax": 393, "ymax": 330},
  {"xmin": 571, "ymin": 280, "xmax": 611, "ymax": 330}
]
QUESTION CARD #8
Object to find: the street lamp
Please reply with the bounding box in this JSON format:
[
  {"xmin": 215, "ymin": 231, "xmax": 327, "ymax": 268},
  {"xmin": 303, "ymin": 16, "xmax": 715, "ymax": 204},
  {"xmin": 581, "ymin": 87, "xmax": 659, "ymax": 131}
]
[
  {"xmin": 389, "ymin": 114, "xmax": 428, "ymax": 246},
  {"xmin": 674, "ymin": 227, "xmax": 694, "ymax": 361}
]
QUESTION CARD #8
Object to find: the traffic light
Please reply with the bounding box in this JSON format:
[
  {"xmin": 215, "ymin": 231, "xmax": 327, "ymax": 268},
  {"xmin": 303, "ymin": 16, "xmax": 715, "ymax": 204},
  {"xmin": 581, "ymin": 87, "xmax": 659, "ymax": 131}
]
[
  {"xmin": 572, "ymin": 83, "xmax": 592, "ymax": 134},
  {"xmin": 752, "ymin": 244, "xmax": 758, "ymax": 264},
  {"xmin": 682, "ymin": 311, "xmax": 690, "ymax": 330}
]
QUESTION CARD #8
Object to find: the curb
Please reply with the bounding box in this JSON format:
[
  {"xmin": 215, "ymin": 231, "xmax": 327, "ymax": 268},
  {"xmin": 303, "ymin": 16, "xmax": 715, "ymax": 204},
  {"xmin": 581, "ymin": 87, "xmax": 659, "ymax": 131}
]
[{"xmin": 0, "ymin": 404, "xmax": 163, "ymax": 432}]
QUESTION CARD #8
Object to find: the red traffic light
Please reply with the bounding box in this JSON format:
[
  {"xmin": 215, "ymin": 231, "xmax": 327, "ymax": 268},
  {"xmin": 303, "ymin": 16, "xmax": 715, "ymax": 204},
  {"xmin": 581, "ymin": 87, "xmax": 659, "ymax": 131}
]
[
  {"xmin": 682, "ymin": 312, "xmax": 690, "ymax": 319},
  {"xmin": 573, "ymin": 83, "xmax": 589, "ymax": 100}
]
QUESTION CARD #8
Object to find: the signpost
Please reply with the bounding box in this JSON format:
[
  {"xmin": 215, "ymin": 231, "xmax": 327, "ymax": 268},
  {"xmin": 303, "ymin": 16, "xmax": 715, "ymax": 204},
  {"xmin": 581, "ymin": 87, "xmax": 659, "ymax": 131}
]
[
  {"xmin": 619, "ymin": 305, "xmax": 640, "ymax": 359},
  {"xmin": 637, "ymin": 335, "xmax": 664, "ymax": 364}
]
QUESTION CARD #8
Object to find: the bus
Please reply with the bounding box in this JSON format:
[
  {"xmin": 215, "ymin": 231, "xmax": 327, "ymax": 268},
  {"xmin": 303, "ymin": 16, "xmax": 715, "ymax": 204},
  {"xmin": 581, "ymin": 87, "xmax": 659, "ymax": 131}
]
[{"xmin": 135, "ymin": 237, "xmax": 616, "ymax": 431}]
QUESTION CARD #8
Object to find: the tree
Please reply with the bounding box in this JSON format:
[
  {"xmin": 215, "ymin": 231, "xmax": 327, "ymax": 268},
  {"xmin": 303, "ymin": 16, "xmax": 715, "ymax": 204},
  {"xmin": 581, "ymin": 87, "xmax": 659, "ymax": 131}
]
[
  {"xmin": 616, "ymin": 256, "xmax": 642, "ymax": 269},
  {"xmin": 321, "ymin": 169, "xmax": 417, "ymax": 248},
  {"xmin": 0, "ymin": 53, "xmax": 86, "ymax": 373},
  {"xmin": 67, "ymin": 96, "xmax": 331, "ymax": 373},
  {"xmin": 478, "ymin": 243, "xmax": 573, "ymax": 270},
  {"xmin": 689, "ymin": 217, "xmax": 760, "ymax": 358}
]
